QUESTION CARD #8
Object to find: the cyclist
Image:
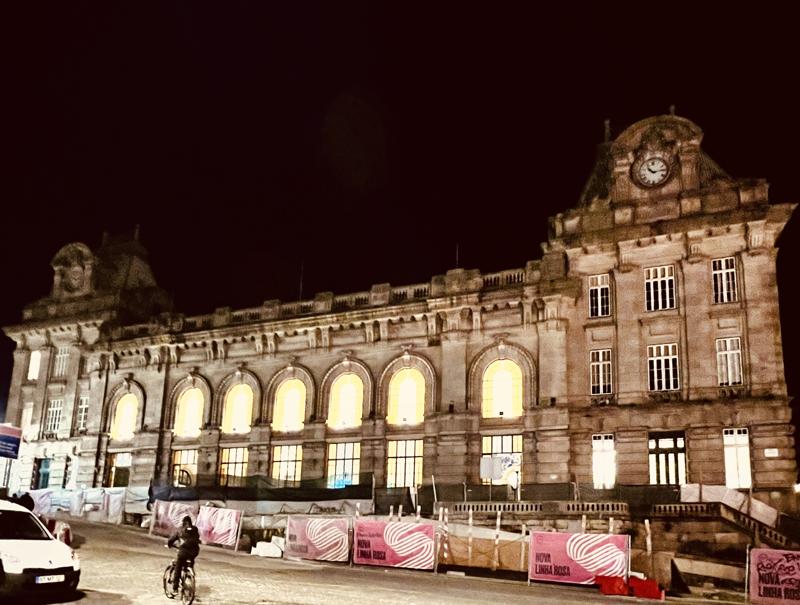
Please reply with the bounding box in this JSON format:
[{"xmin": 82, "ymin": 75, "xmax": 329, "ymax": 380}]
[{"xmin": 167, "ymin": 515, "xmax": 200, "ymax": 593}]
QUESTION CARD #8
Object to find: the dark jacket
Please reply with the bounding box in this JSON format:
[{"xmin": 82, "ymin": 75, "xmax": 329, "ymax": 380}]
[{"xmin": 168, "ymin": 524, "xmax": 201, "ymax": 558}]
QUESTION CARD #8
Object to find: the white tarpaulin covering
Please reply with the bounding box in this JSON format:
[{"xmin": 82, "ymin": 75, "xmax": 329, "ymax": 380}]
[{"xmin": 680, "ymin": 484, "xmax": 778, "ymax": 527}]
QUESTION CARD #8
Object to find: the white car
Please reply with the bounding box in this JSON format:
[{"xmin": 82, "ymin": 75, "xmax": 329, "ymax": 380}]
[{"xmin": 0, "ymin": 499, "xmax": 80, "ymax": 596}]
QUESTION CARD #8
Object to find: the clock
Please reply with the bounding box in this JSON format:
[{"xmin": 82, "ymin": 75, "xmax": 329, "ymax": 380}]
[{"xmin": 632, "ymin": 155, "xmax": 671, "ymax": 188}]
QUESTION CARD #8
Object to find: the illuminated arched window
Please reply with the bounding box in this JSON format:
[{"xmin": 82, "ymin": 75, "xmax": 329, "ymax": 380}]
[
  {"xmin": 272, "ymin": 379, "xmax": 306, "ymax": 433},
  {"xmin": 110, "ymin": 393, "xmax": 138, "ymax": 441},
  {"xmin": 221, "ymin": 384, "xmax": 253, "ymax": 434},
  {"xmin": 174, "ymin": 387, "xmax": 204, "ymax": 438},
  {"xmin": 481, "ymin": 359, "xmax": 523, "ymax": 419},
  {"xmin": 327, "ymin": 373, "xmax": 363, "ymax": 430},
  {"xmin": 387, "ymin": 368, "xmax": 425, "ymax": 425}
]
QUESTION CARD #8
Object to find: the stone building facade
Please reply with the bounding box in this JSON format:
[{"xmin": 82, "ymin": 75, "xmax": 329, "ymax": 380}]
[{"xmin": 2, "ymin": 115, "xmax": 796, "ymax": 513}]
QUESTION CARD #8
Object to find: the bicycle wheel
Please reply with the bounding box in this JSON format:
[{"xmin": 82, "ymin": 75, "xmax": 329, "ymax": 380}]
[
  {"xmin": 180, "ymin": 568, "xmax": 195, "ymax": 605},
  {"xmin": 163, "ymin": 564, "xmax": 177, "ymax": 599}
]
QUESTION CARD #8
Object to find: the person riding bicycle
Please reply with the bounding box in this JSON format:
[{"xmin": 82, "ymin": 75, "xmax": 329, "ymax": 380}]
[{"xmin": 167, "ymin": 515, "xmax": 200, "ymax": 593}]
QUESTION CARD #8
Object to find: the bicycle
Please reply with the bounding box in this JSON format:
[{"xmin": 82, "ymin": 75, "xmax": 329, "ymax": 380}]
[{"xmin": 163, "ymin": 545, "xmax": 196, "ymax": 604}]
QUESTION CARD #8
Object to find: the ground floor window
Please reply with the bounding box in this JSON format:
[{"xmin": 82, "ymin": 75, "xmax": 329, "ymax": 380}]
[
  {"xmin": 272, "ymin": 445, "xmax": 302, "ymax": 483},
  {"xmin": 723, "ymin": 428, "xmax": 752, "ymax": 489},
  {"xmin": 106, "ymin": 452, "xmax": 132, "ymax": 487},
  {"xmin": 592, "ymin": 433, "xmax": 616, "ymax": 489},
  {"xmin": 219, "ymin": 447, "xmax": 248, "ymax": 487},
  {"xmin": 481, "ymin": 434, "xmax": 522, "ymax": 486},
  {"xmin": 172, "ymin": 449, "xmax": 198, "ymax": 487},
  {"xmin": 387, "ymin": 439, "xmax": 423, "ymax": 488},
  {"xmin": 327, "ymin": 442, "xmax": 360, "ymax": 488},
  {"xmin": 31, "ymin": 457, "xmax": 51, "ymax": 489},
  {"xmin": 648, "ymin": 432, "xmax": 686, "ymax": 486}
]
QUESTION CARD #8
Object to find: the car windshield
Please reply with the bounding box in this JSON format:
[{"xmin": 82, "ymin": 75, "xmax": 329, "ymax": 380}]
[{"xmin": 0, "ymin": 510, "xmax": 51, "ymax": 540}]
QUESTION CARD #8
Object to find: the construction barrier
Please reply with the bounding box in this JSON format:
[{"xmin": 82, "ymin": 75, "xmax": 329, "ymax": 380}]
[
  {"xmin": 284, "ymin": 516, "xmax": 350, "ymax": 562},
  {"xmin": 353, "ymin": 519, "xmax": 435, "ymax": 570},
  {"xmin": 749, "ymin": 547, "xmax": 800, "ymax": 604},
  {"xmin": 529, "ymin": 531, "xmax": 630, "ymax": 585}
]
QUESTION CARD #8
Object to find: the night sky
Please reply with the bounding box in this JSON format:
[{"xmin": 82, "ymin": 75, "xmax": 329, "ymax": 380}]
[{"xmin": 2, "ymin": 4, "xmax": 799, "ymax": 441}]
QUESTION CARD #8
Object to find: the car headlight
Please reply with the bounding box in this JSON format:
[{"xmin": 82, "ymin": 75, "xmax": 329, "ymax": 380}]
[
  {"xmin": 0, "ymin": 551, "xmax": 23, "ymax": 574},
  {"xmin": 71, "ymin": 549, "xmax": 80, "ymax": 571}
]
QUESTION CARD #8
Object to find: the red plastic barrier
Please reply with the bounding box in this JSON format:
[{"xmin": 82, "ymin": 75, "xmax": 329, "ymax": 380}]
[
  {"xmin": 596, "ymin": 575, "xmax": 628, "ymax": 595},
  {"xmin": 629, "ymin": 576, "xmax": 664, "ymax": 600}
]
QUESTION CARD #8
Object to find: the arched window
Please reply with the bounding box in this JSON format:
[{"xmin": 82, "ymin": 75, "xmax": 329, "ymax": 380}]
[
  {"xmin": 272, "ymin": 379, "xmax": 306, "ymax": 432},
  {"xmin": 327, "ymin": 373, "xmax": 363, "ymax": 429},
  {"xmin": 110, "ymin": 393, "xmax": 138, "ymax": 441},
  {"xmin": 481, "ymin": 359, "xmax": 523, "ymax": 418},
  {"xmin": 387, "ymin": 368, "xmax": 425, "ymax": 425},
  {"xmin": 174, "ymin": 387, "xmax": 204, "ymax": 438},
  {"xmin": 221, "ymin": 384, "xmax": 253, "ymax": 434}
]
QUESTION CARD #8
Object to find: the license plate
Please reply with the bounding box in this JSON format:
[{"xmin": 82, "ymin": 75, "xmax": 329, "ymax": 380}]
[{"xmin": 35, "ymin": 574, "xmax": 65, "ymax": 584}]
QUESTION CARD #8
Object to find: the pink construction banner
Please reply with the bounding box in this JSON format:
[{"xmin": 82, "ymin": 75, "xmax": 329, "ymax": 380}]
[
  {"xmin": 284, "ymin": 516, "xmax": 350, "ymax": 562},
  {"xmin": 353, "ymin": 520, "xmax": 435, "ymax": 570},
  {"xmin": 749, "ymin": 548, "xmax": 800, "ymax": 604},
  {"xmin": 150, "ymin": 500, "xmax": 199, "ymax": 537},
  {"xmin": 529, "ymin": 532, "xmax": 630, "ymax": 585},
  {"xmin": 196, "ymin": 506, "xmax": 242, "ymax": 547}
]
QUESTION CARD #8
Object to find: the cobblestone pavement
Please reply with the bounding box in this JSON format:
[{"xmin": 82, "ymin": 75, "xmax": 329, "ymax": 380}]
[{"xmin": 2, "ymin": 519, "xmax": 736, "ymax": 605}]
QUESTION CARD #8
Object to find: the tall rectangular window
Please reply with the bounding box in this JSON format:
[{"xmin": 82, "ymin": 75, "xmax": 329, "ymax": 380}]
[
  {"xmin": 723, "ymin": 428, "xmax": 752, "ymax": 489},
  {"xmin": 648, "ymin": 343, "xmax": 680, "ymax": 391},
  {"xmin": 27, "ymin": 351, "xmax": 41, "ymax": 381},
  {"xmin": 589, "ymin": 274, "xmax": 611, "ymax": 317},
  {"xmin": 172, "ymin": 449, "xmax": 198, "ymax": 487},
  {"xmin": 648, "ymin": 432, "xmax": 686, "ymax": 486},
  {"xmin": 53, "ymin": 346, "xmax": 70, "ymax": 378},
  {"xmin": 45, "ymin": 399, "xmax": 63, "ymax": 434},
  {"xmin": 645, "ymin": 265, "xmax": 676, "ymax": 311},
  {"xmin": 327, "ymin": 442, "xmax": 360, "ymax": 488},
  {"xmin": 712, "ymin": 257, "xmax": 738, "ymax": 304},
  {"xmin": 77, "ymin": 396, "xmax": 89, "ymax": 432},
  {"xmin": 716, "ymin": 337, "xmax": 743, "ymax": 386},
  {"xmin": 219, "ymin": 447, "xmax": 249, "ymax": 487},
  {"xmin": 31, "ymin": 458, "xmax": 51, "ymax": 489},
  {"xmin": 481, "ymin": 435, "xmax": 522, "ymax": 485},
  {"xmin": 271, "ymin": 445, "xmax": 302, "ymax": 483},
  {"xmin": 590, "ymin": 349, "xmax": 613, "ymax": 395},
  {"xmin": 106, "ymin": 452, "xmax": 131, "ymax": 487},
  {"xmin": 387, "ymin": 439, "xmax": 423, "ymax": 488},
  {"xmin": 592, "ymin": 434, "xmax": 616, "ymax": 489}
]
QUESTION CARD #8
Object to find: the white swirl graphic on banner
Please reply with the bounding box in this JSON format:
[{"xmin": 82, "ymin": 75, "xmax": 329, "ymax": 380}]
[
  {"xmin": 307, "ymin": 519, "xmax": 349, "ymax": 561},
  {"xmin": 199, "ymin": 507, "xmax": 239, "ymax": 546},
  {"xmin": 566, "ymin": 534, "xmax": 627, "ymax": 583},
  {"xmin": 384, "ymin": 523, "xmax": 434, "ymax": 569}
]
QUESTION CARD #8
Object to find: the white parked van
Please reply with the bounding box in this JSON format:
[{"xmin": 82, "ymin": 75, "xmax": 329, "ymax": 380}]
[{"xmin": 0, "ymin": 499, "xmax": 80, "ymax": 596}]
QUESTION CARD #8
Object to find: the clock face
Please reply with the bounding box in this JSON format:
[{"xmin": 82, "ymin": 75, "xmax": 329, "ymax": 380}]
[{"xmin": 635, "ymin": 156, "xmax": 670, "ymax": 187}]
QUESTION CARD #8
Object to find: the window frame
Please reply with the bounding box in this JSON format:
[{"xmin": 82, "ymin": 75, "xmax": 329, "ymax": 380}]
[
  {"xmin": 218, "ymin": 446, "xmax": 249, "ymax": 487},
  {"xmin": 590, "ymin": 349, "xmax": 613, "ymax": 395},
  {"xmin": 480, "ymin": 434, "xmax": 523, "ymax": 486},
  {"xmin": 271, "ymin": 444, "xmax": 302, "ymax": 484},
  {"xmin": 644, "ymin": 265, "xmax": 676, "ymax": 312},
  {"xmin": 723, "ymin": 428, "xmax": 752, "ymax": 489},
  {"xmin": 647, "ymin": 343, "xmax": 680, "ymax": 391},
  {"xmin": 326, "ymin": 442, "xmax": 361, "ymax": 488},
  {"xmin": 27, "ymin": 350, "xmax": 41, "ymax": 381},
  {"xmin": 76, "ymin": 396, "xmax": 90, "ymax": 432},
  {"xmin": 44, "ymin": 399, "xmax": 64, "ymax": 434},
  {"xmin": 592, "ymin": 433, "xmax": 616, "ymax": 489},
  {"xmin": 588, "ymin": 274, "xmax": 611, "ymax": 318},
  {"xmin": 712, "ymin": 257, "xmax": 738, "ymax": 304},
  {"xmin": 386, "ymin": 439, "xmax": 423, "ymax": 488},
  {"xmin": 172, "ymin": 449, "xmax": 198, "ymax": 487},
  {"xmin": 52, "ymin": 346, "xmax": 70, "ymax": 378},
  {"xmin": 716, "ymin": 337, "xmax": 743, "ymax": 387},
  {"xmin": 648, "ymin": 431, "xmax": 687, "ymax": 486}
]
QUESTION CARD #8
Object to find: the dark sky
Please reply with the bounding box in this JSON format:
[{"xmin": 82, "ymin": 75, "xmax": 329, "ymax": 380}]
[{"xmin": 2, "ymin": 4, "xmax": 799, "ymax": 428}]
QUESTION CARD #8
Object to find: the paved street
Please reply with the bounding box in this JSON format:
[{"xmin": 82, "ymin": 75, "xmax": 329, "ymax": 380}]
[{"xmin": 2, "ymin": 519, "xmax": 737, "ymax": 605}]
